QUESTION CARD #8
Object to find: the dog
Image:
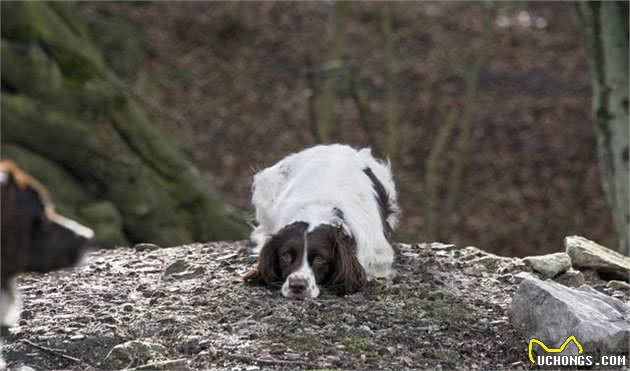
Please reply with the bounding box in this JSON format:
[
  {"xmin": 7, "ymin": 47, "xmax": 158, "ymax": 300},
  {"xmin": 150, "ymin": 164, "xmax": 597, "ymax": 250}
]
[
  {"xmin": 0, "ymin": 160, "xmax": 94, "ymax": 337},
  {"xmin": 244, "ymin": 144, "xmax": 400, "ymax": 299}
]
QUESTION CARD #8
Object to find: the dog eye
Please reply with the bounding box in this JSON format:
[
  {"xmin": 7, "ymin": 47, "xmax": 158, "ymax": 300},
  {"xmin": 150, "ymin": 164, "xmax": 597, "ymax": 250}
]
[
  {"xmin": 281, "ymin": 253, "xmax": 292, "ymax": 263},
  {"xmin": 313, "ymin": 256, "xmax": 327, "ymax": 265}
]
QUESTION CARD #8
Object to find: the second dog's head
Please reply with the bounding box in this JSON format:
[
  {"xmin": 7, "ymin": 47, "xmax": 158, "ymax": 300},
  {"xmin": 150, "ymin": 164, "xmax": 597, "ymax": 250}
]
[
  {"xmin": 246, "ymin": 222, "xmax": 366, "ymax": 299},
  {"xmin": 0, "ymin": 160, "xmax": 94, "ymax": 282}
]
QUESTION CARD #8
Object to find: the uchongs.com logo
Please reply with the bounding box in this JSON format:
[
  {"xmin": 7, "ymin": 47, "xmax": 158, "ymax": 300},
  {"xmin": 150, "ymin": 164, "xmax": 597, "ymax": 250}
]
[{"xmin": 528, "ymin": 336, "xmax": 628, "ymax": 367}]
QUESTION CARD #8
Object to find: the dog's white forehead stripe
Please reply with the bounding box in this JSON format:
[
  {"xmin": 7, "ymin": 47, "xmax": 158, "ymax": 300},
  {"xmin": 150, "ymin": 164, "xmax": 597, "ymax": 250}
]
[
  {"xmin": 0, "ymin": 171, "xmax": 8, "ymax": 184},
  {"xmin": 50, "ymin": 214, "xmax": 95, "ymax": 239},
  {"xmin": 281, "ymin": 230, "xmax": 320, "ymax": 299}
]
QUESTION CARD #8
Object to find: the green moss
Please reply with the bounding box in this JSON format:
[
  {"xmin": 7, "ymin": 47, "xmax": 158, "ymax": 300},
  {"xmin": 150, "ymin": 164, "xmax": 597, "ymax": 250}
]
[
  {"xmin": 1, "ymin": 40, "xmax": 68, "ymax": 105},
  {"xmin": 342, "ymin": 336, "xmax": 369, "ymax": 353},
  {"xmin": 1, "ymin": 2, "xmax": 46, "ymax": 41},
  {"xmin": 433, "ymin": 348, "xmax": 462, "ymax": 368},
  {"xmin": 79, "ymin": 202, "xmax": 128, "ymax": 248},
  {"xmin": 286, "ymin": 335, "xmax": 322, "ymax": 353},
  {"xmin": 1, "ymin": 2, "xmax": 102, "ymax": 81},
  {"xmin": 1, "ymin": 3, "xmax": 248, "ymax": 247}
]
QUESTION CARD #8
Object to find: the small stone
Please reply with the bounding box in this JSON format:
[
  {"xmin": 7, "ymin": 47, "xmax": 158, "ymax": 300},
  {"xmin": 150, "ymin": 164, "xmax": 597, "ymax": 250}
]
[
  {"xmin": 169, "ymin": 267, "xmax": 205, "ymax": 280},
  {"xmin": 554, "ymin": 269, "xmax": 585, "ymax": 288},
  {"xmin": 135, "ymin": 359, "xmax": 190, "ymax": 370},
  {"xmin": 463, "ymin": 263, "xmax": 486, "ymax": 277},
  {"xmin": 134, "ymin": 243, "xmax": 161, "ymax": 251},
  {"xmin": 468, "ymin": 255, "xmax": 512, "ymax": 272},
  {"xmin": 70, "ymin": 334, "xmax": 85, "ymax": 340},
  {"xmin": 103, "ymin": 339, "xmax": 167, "ymax": 369},
  {"xmin": 607, "ymin": 280, "xmax": 630, "ymax": 291},
  {"xmin": 612, "ymin": 290, "xmax": 626, "ymax": 299},
  {"xmin": 358, "ymin": 325, "xmax": 373, "ymax": 334},
  {"xmin": 459, "ymin": 246, "xmax": 488, "ymax": 260},
  {"xmin": 522, "ymin": 252, "xmax": 571, "ymax": 278},
  {"xmin": 430, "ymin": 243, "xmax": 455, "ymax": 250},
  {"xmin": 490, "ymin": 319, "xmax": 508, "ymax": 325},
  {"xmin": 284, "ymin": 352, "xmax": 301, "ymax": 360},
  {"xmin": 164, "ymin": 259, "xmax": 191, "ymax": 275},
  {"xmin": 121, "ymin": 303, "xmax": 133, "ymax": 312}
]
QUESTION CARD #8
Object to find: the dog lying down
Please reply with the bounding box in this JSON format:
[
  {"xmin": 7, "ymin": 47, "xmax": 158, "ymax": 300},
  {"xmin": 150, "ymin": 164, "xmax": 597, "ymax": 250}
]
[
  {"xmin": 244, "ymin": 144, "xmax": 400, "ymax": 299},
  {"xmin": 0, "ymin": 160, "xmax": 94, "ymax": 342}
]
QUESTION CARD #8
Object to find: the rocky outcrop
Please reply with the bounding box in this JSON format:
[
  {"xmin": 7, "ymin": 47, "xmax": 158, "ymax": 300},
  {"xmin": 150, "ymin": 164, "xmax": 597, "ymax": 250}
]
[
  {"xmin": 512, "ymin": 277, "xmax": 630, "ymax": 357},
  {"xmin": 565, "ymin": 235, "xmax": 630, "ymax": 280},
  {"xmin": 522, "ymin": 252, "xmax": 571, "ymax": 278}
]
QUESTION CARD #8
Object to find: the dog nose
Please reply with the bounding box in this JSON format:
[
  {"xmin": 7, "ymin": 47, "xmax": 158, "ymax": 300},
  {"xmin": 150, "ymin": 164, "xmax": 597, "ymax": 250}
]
[{"xmin": 288, "ymin": 277, "xmax": 307, "ymax": 294}]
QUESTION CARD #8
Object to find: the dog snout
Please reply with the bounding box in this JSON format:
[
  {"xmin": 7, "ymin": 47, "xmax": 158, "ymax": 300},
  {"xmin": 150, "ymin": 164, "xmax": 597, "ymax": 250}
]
[{"xmin": 288, "ymin": 277, "xmax": 307, "ymax": 295}]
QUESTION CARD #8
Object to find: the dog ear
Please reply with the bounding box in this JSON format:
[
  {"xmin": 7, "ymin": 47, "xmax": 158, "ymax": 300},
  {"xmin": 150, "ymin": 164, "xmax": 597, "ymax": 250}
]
[
  {"xmin": 244, "ymin": 236, "xmax": 282, "ymax": 285},
  {"xmin": 243, "ymin": 241, "xmax": 278, "ymax": 285},
  {"xmin": 329, "ymin": 231, "xmax": 366, "ymax": 295}
]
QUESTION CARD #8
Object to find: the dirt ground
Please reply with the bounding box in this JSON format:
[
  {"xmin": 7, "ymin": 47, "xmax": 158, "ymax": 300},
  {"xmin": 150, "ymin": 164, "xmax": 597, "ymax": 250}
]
[{"xmin": 3, "ymin": 241, "xmax": 532, "ymax": 370}]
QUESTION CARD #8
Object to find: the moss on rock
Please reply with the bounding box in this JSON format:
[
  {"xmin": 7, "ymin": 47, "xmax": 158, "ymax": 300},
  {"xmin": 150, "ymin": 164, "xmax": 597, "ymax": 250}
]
[{"xmin": 1, "ymin": 2, "xmax": 248, "ymax": 247}]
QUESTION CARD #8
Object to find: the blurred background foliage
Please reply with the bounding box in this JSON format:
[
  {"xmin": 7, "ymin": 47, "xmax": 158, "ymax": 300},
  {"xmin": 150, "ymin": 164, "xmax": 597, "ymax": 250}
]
[{"xmin": 1, "ymin": 2, "xmax": 627, "ymax": 256}]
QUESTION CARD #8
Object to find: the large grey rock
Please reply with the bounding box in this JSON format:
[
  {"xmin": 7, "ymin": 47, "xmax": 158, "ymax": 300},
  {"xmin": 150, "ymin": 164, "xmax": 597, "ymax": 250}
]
[
  {"xmin": 522, "ymin": 252, "xmax": 571, "ymax": 278},
  {"xmin": 565, "ymin": 236, "xmax": 630, "ymax": 279},
  {"xmin": 512, "ymin": 277, "xmax": 630, "ymax": 357},
  {"xmin": 103, "ymin": 339, "xmax": 167, "ymax": 369}
]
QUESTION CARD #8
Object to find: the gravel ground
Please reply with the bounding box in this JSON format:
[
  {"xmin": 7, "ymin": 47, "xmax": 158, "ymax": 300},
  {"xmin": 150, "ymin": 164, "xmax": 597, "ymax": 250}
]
[{"xmin": 3, "ymin": 241, "xmax": 531, "ymax": 370}]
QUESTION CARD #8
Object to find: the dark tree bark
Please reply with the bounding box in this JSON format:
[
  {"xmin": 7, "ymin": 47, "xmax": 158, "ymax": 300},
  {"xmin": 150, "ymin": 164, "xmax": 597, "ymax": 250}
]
[
  {"xmin": 578, "ymin": 2, "xmax": 629, "ymax": 255},
  {"xmin": 1, "ymin": 2, "xmax": 248, "ymax": 247}
]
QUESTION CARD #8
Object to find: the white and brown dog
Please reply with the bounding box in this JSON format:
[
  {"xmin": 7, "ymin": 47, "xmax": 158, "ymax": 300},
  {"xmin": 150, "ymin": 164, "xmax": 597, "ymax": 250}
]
[{"xmin": 244, "ymin": 144, "xmax": 400, "ymax": 299}]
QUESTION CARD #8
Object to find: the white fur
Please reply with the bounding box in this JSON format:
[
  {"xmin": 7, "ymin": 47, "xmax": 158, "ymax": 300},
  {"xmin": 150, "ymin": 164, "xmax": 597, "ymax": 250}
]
[
  {"xmin": 281, "ymin": 235, "xmax": 319, "ymax": 299},
  {"xmin": 251, "ymin": 144, "xmax": 400, "ymax": 279},
  {"xmin": 0, "ymin": 281, "xmax": 20, "ymax": 328},
  {"xmin": 49, "ymin": 213, "xmax": 95, "ymax": 240}
]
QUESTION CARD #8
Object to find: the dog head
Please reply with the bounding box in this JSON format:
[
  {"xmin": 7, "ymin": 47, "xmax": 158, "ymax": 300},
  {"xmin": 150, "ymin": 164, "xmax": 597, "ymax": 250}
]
[
  {"xmin": 245, "ymin": 222, "xmax": 366, "ymax": 299},
  {"xmin": 0, "ymin": 160, "xmax": 94, "ymax": 282}
]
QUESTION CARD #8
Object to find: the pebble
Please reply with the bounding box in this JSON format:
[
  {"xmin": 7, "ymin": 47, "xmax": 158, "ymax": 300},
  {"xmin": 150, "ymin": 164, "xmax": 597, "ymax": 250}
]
[
  {"xmin": 607, "ymin": 280, "xmax": 630, "ymax": 291},
  {"xmin": 359, "ymin": 325, "xmax": 373, "ymax": 334},
  {"xmin": 134, "ymin": 243, "xmax": 161, "ymax": 251},
  {"xmin": 164, "ymin": 259, "xmax": 191, "ymax": 275}
]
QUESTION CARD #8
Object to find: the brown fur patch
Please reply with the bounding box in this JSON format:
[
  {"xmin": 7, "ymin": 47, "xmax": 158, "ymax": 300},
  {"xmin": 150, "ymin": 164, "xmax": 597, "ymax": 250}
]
[{"xmin": 0, "ymin": 160, "xmax": 59, "ymax": 220}]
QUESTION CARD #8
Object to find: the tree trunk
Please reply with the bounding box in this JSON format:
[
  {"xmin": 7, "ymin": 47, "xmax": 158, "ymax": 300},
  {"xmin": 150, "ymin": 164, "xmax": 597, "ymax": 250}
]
[
  {"xmin": 1, "ymin": 2, "xmax": 248, "ymax": 247},
  {"xmin": 578, "ymin": 2, "xmax": 629, "ymax": 255}
]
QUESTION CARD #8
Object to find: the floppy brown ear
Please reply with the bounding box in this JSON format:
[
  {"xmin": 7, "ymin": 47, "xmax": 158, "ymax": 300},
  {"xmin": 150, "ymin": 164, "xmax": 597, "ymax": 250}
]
[
  {"xmin": 243, "ymin": 237, "xmax": 282, "ymax": 285},
  {"xmin": 329, "ymin": 232, "xmax": 367, "ymax": 295}
]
